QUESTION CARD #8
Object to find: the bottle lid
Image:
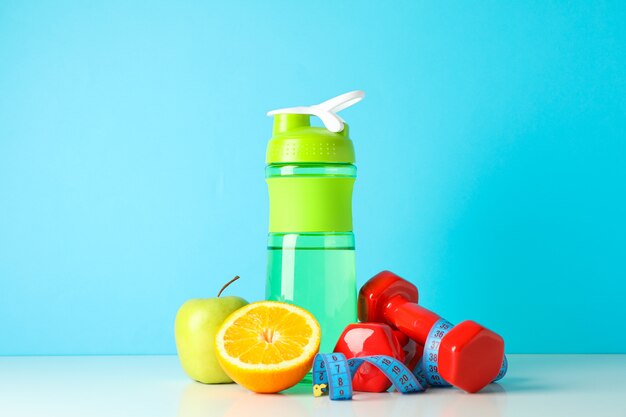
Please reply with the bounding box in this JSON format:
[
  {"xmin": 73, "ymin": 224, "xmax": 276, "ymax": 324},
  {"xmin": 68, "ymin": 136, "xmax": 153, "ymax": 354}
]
[{"xmin": 266, "ymin": 90, "xmax": 364, "ymax": 164}]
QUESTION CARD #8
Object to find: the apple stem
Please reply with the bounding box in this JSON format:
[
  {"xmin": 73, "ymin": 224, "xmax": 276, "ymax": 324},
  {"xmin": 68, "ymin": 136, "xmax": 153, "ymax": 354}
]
[{"xmin": 217, "ymin": 275, "xmax": 240, "ymax": 297}]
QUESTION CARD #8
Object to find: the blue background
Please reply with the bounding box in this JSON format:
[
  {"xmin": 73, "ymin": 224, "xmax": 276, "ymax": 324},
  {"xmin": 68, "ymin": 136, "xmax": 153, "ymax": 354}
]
[{"xmin": 1, "ymin": 0, "xmax": 625, "ymax": 355}]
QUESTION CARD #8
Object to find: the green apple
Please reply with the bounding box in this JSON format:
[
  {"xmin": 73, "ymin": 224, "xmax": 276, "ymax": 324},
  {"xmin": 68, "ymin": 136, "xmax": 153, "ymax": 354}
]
[{"xmin": 175, "ymin": 276, "xmax": 248, "ymax": 383}]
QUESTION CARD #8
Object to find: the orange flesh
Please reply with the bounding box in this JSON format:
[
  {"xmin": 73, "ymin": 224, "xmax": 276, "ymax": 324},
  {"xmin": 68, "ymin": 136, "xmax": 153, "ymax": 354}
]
[{"xmin": 222, "ymin": 305, "xmax": 314, "ymax": 365}]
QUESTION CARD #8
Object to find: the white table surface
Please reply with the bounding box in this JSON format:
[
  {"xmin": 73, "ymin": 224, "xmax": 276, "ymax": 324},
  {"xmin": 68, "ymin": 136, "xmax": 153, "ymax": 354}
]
[{"xmin": 0, "ymin": 355, "xmax": 624, "ymax": 417}]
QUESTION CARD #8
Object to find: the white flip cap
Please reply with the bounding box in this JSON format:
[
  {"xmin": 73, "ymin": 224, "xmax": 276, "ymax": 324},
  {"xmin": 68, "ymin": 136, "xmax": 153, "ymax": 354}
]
[{"xmin": 267, "ymin": 90, "xmax": 365, "ymax": 133}]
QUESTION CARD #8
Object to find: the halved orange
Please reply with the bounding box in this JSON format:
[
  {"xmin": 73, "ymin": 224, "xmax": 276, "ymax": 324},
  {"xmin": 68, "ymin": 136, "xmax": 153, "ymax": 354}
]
[{"xmin": 215, "ymin": 301, "xmax": 321, "ymax": 393}]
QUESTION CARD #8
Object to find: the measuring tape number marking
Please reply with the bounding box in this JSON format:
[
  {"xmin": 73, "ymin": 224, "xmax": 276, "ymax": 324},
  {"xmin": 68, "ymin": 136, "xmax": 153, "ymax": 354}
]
[{"xmin": 312, "ymin": 353, "xmax": 426, "ymax": 400}]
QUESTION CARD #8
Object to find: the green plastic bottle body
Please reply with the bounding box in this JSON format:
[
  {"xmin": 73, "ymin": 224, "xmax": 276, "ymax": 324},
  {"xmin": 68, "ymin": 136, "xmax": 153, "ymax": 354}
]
[{"xmin": 265, "ymin": 163, "xmax": 357, "ymax": 354}]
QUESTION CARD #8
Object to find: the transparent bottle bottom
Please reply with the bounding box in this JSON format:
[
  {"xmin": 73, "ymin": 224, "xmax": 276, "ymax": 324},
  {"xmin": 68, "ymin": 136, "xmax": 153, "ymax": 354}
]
[{"xmin": 266, "ymin": 232, "xmax": 357, "ymax": 356}]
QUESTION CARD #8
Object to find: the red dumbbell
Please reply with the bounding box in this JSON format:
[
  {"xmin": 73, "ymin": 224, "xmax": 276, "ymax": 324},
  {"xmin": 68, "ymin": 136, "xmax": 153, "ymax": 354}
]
[
  {"xmin": 333, "ymin": 323, "xmax": 424, "ymax": 393},
  {"xmin": 334, "ymin": 323, "xmax": 405, "ymax": 392},
  {"xmin": 358, "ymin": 271, "xmax": 505, "ymax": 393},
  {"xmin": 392, "ymin": 329, "xmax": 423, "ymax": 373}
]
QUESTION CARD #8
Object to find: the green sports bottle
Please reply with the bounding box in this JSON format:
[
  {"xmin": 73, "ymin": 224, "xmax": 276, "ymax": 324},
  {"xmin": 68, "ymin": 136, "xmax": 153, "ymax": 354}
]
[{"xmin": 265, "ymin": 91, "xmax": 364, "ymax": 354}]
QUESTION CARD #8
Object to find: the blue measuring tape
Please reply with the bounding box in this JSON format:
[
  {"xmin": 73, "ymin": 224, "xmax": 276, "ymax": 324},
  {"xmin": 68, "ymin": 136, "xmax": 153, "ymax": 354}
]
[
  {"xmin": 312, "ymin": 353, "xmax": 426, "ymax": 400},
  {"xmin": 313, "ymin": 319, "xmax": 508, "ymax": 400},
  {"xmin": 419, "ymin": 318, "xmax": 508, "ymax": 386}
]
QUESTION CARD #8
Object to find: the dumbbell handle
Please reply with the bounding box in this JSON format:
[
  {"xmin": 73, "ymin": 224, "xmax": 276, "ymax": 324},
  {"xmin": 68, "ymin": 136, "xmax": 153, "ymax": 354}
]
[{"xmin": 385, "ymin": 295, "xmax": 442, "ymax": 342}]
